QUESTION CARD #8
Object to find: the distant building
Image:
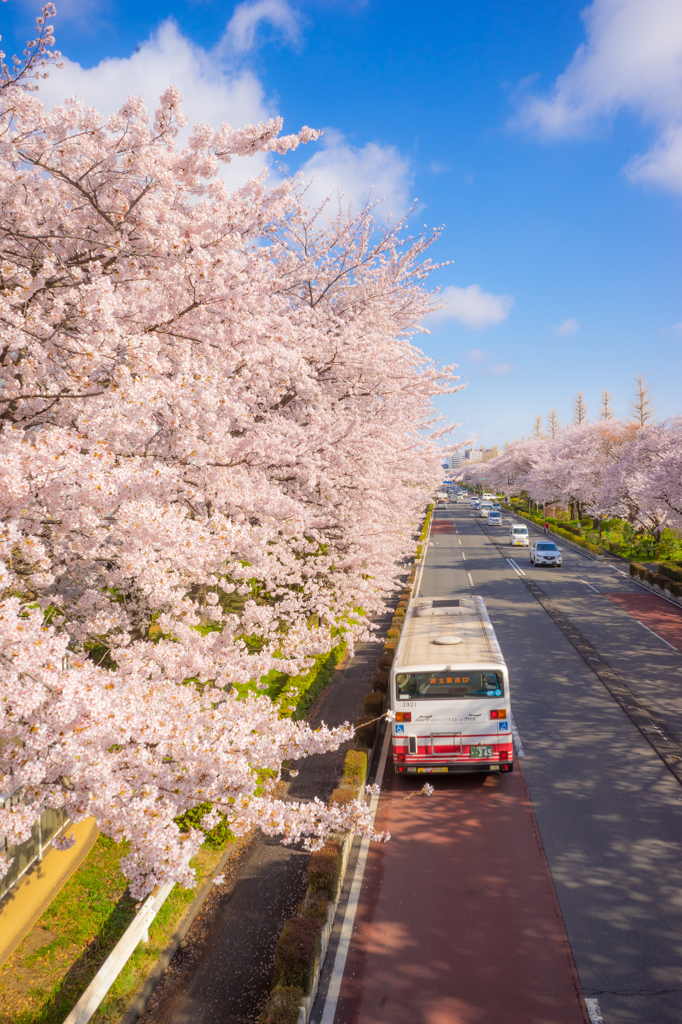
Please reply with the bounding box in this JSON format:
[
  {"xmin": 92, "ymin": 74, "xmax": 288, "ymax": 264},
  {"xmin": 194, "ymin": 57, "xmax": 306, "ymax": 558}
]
[
  {"xmin": 464, "ymin": 445, "xmax": 498, "ymax": 464},
  {"xmin": 446, "ymin": 451, "xmax": 463, "ymax": 471}
]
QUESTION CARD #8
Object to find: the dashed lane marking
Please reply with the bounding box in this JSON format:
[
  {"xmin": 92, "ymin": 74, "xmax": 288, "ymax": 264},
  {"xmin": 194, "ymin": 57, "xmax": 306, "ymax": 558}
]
[
  {"xmin": 577, "ymin": 577, "xmax": 600, "ymax": 593},
  {"xmin": 506, "ymin": 558, "xmax": 526, "ymax": 578},
  {"xmin": 467, "ymin": 571, "xmax": 474, "ymax": 587}
]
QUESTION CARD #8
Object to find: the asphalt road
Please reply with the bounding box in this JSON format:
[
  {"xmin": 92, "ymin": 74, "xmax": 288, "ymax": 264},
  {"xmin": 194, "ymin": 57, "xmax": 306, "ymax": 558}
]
[{"xmin": 317, "ymin": 505, "xmax": 682, "ymax": 1024}]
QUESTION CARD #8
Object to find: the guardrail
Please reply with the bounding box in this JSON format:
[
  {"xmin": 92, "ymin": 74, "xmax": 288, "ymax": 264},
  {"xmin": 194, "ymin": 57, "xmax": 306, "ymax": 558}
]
[{"xmin": 63, "ymin": 882, "xmax": 175, "ymax": 1024}]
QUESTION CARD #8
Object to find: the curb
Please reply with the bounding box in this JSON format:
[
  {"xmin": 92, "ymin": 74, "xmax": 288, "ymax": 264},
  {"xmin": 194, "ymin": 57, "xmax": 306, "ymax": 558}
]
[
  {"xmin": 297, "ymin": 830, "xmax": 355, "ymax": 1024},
  {"xmin": 627, "ymin": 571, "xmax": 682, "ymax": 610},
  {"xmin": 117, "ymin": 841, "xmax": 240, "ymax": 1024}
]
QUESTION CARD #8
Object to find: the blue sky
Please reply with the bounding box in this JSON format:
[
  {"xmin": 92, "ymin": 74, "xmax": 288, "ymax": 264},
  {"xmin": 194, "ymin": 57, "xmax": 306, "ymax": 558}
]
[{"xmin": 5, "ymin": 0, "xmax": 682, "ymax": 449}]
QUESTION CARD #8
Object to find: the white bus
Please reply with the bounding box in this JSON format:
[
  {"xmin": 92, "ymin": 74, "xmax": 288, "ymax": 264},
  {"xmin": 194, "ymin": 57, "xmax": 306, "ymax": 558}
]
[{"xmin": 391, "ymin": 596, "xmax": 513, "ymax": 776}]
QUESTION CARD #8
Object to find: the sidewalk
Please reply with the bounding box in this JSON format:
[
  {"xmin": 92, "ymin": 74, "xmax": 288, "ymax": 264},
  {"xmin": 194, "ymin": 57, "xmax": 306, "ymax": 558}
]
[{"xmin": 0, "ymin": 817, "xmax": 99, "ymax": 968}]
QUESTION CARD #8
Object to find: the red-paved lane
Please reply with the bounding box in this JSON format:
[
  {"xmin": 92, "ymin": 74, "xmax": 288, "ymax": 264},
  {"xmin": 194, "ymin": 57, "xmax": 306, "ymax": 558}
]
[
  {"xmin": 335, "ymin": 764, "xmax": 588, "ymax": 1024},
  {"xmin": 606, "ymin": 590, "xmax": 682, "ymax": 650}
]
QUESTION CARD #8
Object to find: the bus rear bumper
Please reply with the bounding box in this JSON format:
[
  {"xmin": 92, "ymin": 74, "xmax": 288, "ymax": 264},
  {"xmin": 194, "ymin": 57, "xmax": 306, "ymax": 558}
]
[{"xmin": 394, "ymin": 761, "xmax": 513, "ymax": 775}]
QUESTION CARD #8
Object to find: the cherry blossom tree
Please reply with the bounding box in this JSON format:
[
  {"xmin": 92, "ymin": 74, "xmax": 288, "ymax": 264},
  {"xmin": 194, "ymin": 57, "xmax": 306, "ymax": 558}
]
[{"xmin": 0, "ymin": 6, "xmax": 461, "ymax": 894}]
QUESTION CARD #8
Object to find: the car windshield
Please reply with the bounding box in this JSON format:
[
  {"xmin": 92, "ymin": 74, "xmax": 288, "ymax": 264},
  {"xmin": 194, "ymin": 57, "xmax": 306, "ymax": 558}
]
[
  {"xmin": 536, "ymin": 542, "xmax": 558, "ymax": 551},
  {"xmin": 396, "ymin": 670, "xmax": 504, "ymax": 700},
  {"xmin": 512, "ymin": 528, "xmax": 527, "ymax": 533}
]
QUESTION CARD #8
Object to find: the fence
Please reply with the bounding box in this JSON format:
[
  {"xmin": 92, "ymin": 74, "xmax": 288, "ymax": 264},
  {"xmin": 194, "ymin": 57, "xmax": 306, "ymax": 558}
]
[{"xmin": 0, "ymin": 788, "xmax": 69, "ymax": 901}]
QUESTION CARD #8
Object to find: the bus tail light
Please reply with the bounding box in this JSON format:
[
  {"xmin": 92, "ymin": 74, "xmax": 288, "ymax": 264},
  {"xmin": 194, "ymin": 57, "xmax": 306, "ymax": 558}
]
[
  {"xmin": 499, "ymin": 750, "xmax": 508, "ymax": 760},
  {"xmin": 394, "ymin": 750, "xmax": 406, "ymax": 761},
  {"xmin": 490, "ymin": 709, "xmax": 507, "ymax": 720},
  {"xmin": 396, "ymin": 712, "xmax": 412, "ymax": 722}
]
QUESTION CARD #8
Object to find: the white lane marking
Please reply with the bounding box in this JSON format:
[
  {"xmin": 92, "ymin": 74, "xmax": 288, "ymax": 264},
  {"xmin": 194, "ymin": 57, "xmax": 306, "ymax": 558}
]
[
  {"xmin": 510, "ymin": 715, "xmax": 525, "ymax": 757},
  {"xmin": 467, "ymin": 571, "xmax": 474, "ymax": 587},
  {"xmin": 319, "ymin": 726, "xmax": 391, "ymax": 1024},
  {"xmin": 458, "ymin": 538, "xmax": 462, "ymax": 546},
  {"xmin": 577, "ymin": 577, "xmax": 600, "ymax": 594},
  {"xmin": 506, "ymin": 558, "xmax": 526, "ymax": 578},
  {"xmin": 637, "ymin": 620, "xmax": 678, "ymax": 651},
  {"xmin": 461, "ymin": 551, "xmax": 466, "ymax": 561},
  {"xmin": 585, "ymin": 998, "xmax": 604, "ymax": 1024}
]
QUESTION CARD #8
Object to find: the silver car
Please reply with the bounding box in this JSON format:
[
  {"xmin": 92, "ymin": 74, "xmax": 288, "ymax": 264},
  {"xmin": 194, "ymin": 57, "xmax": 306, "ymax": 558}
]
[{"xmin": 530, "ymin": 540, "xmax": 562, "ymax": 567}]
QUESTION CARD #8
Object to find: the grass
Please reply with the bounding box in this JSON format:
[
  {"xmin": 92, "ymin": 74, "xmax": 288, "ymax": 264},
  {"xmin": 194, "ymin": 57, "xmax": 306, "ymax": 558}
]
[
  {"xmin": 0, "ymin": 637, "xmax": 349, "ymax": 1024},
  {"xmin": 0, "ymin": 836, "xmax": 225, "ymax": 1024}
]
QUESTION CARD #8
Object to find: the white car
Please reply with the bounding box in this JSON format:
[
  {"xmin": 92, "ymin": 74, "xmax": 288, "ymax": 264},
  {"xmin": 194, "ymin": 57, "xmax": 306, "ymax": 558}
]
[
  {"xmin": 487, "ymin": 510, "xmax": 502, "ymax": 525},
  {"xmin": 530, "ymin": 540, "xmax": 562, "ymax": 567},
  {"xmin": 509, "ymin": 525, "xmax": 529, "ymax": 546}
]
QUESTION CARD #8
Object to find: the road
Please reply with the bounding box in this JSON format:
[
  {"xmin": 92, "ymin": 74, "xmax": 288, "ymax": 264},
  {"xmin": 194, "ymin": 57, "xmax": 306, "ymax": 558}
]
[{"xmin": 313, "ymin": 504, "xmax": 682, "ymax": 1024}]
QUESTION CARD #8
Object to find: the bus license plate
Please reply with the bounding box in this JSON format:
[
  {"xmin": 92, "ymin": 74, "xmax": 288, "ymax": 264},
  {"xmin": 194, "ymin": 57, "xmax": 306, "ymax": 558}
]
[
  {"xmin": 470, "ymin": 746, "xmax": 493, "ymax": 758},
  {"xmin": 417, "ymin": 767, "xmax": 448, "ymax": 773}
]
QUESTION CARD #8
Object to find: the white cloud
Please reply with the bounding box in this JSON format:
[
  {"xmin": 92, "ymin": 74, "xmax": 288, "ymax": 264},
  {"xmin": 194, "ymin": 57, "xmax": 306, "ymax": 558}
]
[
  {"xmin": 297, "ymin": 130, "xmax": 413, "ymax": 218},
  {"xmin": 425, "ymin": 285, "xmax": 514, "ymax": 329},
  {"xmin": 463, "ymin": 348, "xmax": 490, "ymax": 364},
  {"xmin": 665, "ymin": 322, "xmax": 682, "ymax": 334},
  {"xmin": 513, "ymin": 0, "xmax": 682, "ymax": 192},
  {"xmin": 36, "ymin": 20, "xmax": 277, "ymax": 191},
  {"xmin": 555, "ymin": 318, "xmax": 580, "ymax": 336},
  {"xmin": 221, "ymin": 0, "xmax": 302, "ymax": 55},
  {"xmin": 33, "ymin": 12, "xmax": 413, "ymax": 213},
  {"xmin": 486, "ymin": 363, "xmax": 514, "ymax": 374}
]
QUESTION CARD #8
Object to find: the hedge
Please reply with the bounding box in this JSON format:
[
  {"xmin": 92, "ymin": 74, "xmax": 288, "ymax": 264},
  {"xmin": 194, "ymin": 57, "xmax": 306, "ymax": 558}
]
[
  {"xmin": 363, "ymin": 691, "xmax": 384, "ymax": 718},
  {"xmin": 272, "ymin": 917, "xmax": 321, "ymax": 992},
  {"xmin": 658, "ymin": 562, "xmax": 682, "ymax": 585},
  {"xmin": 342, "ymin": 749, "xmax": 368, "ymax": 788},
  {"xmin": 631, "ymin": 562, "xmax": 682, "ymax": 599},
  {"xmin": 371, "ymin": 668, "xmax": 389, "ymax": 693},
  {"xmin": 259, "ymin": 985, "xmax": 305, "ymax": 1024},
  {"xmin": 354, "ymin": 715, "xmax": 377, "ymax": 748},
  {"xmin": 307, "ymin": 841, "xmax": 343, "ymax": 901}
]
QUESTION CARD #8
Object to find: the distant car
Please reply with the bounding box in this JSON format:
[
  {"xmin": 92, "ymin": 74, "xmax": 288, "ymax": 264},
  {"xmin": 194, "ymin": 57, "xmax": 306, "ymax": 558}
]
[
  {"xmin": 492, "ymin": 503, "xmax": 501, "ymax": 511},
  {"xmin": 530, "ymin": 540, "xmax": 562, "ymax": 567},
  {"xmin": 509, "ymin": 525, "xmax": 529, "ymax": 546},
  {"xmin": 487, "ymin": 510, "xmax": 502, "ymax": 526}
]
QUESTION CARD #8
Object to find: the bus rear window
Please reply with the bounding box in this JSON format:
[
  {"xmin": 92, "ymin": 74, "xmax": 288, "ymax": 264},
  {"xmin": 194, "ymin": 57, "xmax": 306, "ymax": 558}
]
[{"xmin": 396, "ymin": 671, "xmax": 504, "ymax": 700}]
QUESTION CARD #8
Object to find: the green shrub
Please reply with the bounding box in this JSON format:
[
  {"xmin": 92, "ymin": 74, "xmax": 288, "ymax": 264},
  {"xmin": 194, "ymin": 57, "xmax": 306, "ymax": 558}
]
[
  {"xmin": 329, "ymin": 786, "xmax": 357, "ymax": 809},
  {"xmin": 378, "ymin": 649, "xmax": 394, "ymax": 669},
  {"xmin": 273, "ymin": 916, "xmax": 321, "ymax": 992},
  {"xmin": 371, "ymin": 668, "xmax": 389, "ymax": 693},
  {"xmin": 658, "ymin": 562, "xmax": 682, "ymax": 584},
  {"xmin": 342, "ymin": 749, "xmax": 367, "ymax": 787},
  {"xmin": 354, "ymin": 715, "xmax": 377, "ymax": 748},
  {"xmin": 259, "ymin": 985, "xmax": 305, "ymax": 1024},
  {"xmin": 394, "ymin": 607, "xmax": 405, "ymax": 620},
  {"xmin": 300, "ymin": 891, "xmax": 330, "ymax": 924},
  {"xmin": 386, "ymin": 626, "xmax": 400, "ymax": 640},
  {"xmin": 363, "ymin": 691, "xmax": 384, "ymax": 718},
  {"xmin": 630, "ymin": 562, "xmax": 645, "ymax": 578},
  {"xmin": 307, "ymin": 842, "xmax": 342, "ymax": 901}
]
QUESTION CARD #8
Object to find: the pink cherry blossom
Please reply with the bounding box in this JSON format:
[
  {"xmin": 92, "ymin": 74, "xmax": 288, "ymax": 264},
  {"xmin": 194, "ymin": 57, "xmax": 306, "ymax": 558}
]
[{"xmin": 0, "ymin": 10, "xmax": 463, "ymax": 896}]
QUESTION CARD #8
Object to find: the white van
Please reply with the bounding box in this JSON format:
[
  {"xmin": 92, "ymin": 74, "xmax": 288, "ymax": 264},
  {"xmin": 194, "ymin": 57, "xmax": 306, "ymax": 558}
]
[
  {"xmin": 487, "ymin": 510, "xmax": 502, "ymax": 526},
  {"xmin": 482, "ymin": 493, "xmax": 495, "ymax": 501},
  {"xmin": 478, "ymin": 501, "xmax": 493, "ymax": 519},
  {"xmin": 509, "ymin": 524, "xmax": 529, "ymax": 546}
]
